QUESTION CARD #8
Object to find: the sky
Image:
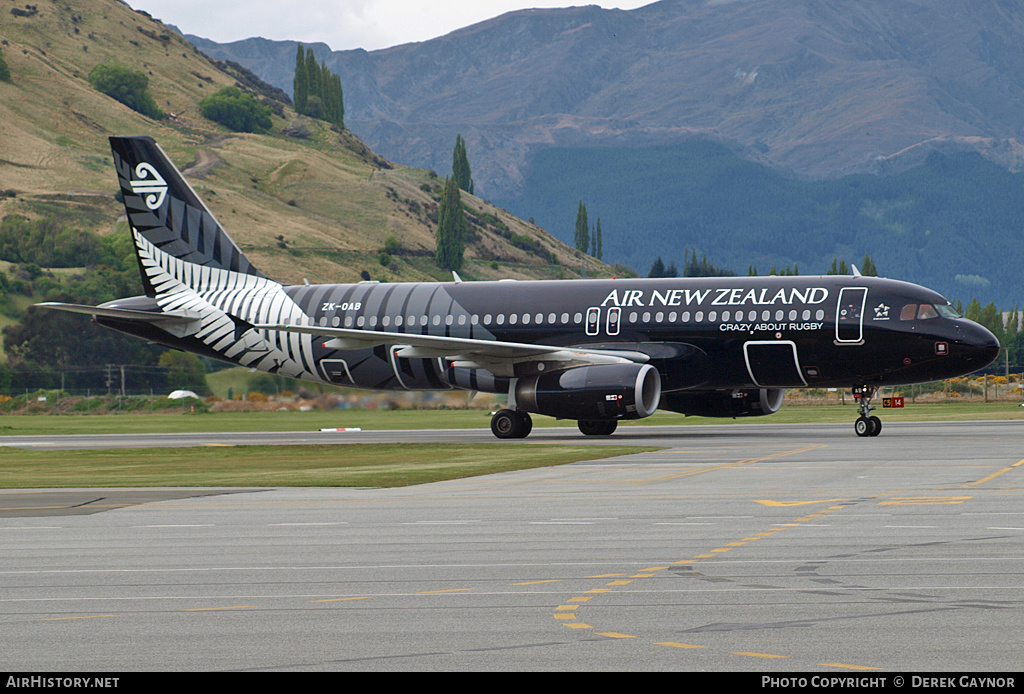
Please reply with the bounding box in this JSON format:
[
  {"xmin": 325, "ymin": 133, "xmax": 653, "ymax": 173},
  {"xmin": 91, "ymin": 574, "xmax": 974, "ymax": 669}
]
[{"xmin": 126, "ymin": 1, "xmax": 654, "ymax": 52}]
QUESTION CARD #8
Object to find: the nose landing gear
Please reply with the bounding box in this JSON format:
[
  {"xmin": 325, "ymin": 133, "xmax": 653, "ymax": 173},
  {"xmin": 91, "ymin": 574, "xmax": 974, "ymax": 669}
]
[{"xmin": 852, "ymin": 385, "xmax": 882, "ymax": 437}]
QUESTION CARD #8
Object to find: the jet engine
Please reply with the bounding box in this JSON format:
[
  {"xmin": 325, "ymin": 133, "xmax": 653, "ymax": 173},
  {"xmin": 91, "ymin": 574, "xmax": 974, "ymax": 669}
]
[
  {"xmin": 514, "ymin": 363, "xmax": 661, "ymax": 421},
  {"xmin": 660, "ymin": 388, "xmax": 785, "ymax": 418}
]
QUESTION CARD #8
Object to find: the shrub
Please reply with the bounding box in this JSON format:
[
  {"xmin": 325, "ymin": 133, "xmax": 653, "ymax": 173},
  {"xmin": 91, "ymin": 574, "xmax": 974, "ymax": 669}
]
[
  {"xmin": 87, "ymin": 64, "xmax": 163, "ymax": 119},
  {"xmin": 198, "ymin": 86, "xmax": 272, "ymax": 133}
]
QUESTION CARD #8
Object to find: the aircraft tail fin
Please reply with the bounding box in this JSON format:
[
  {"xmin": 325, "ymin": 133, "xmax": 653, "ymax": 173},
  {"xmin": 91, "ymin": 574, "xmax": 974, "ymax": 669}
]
[{"xmin": 109, "ymin": 136, "xmax": 264, "ymax": 297}]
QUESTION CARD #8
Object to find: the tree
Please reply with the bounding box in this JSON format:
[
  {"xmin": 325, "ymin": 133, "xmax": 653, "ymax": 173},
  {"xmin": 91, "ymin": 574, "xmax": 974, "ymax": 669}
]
[
  {"xmin": 648, "ymin": 256, "xmax": 666, "ymax": 278},
  {"xmin": 87, "ymin": 64, "xmax": 163, "ymax": 120},
  {"xmin": 435, "ymin": 177, "xmax": 467, "ymax": 271},
  {"xmin": 0, "ymin": 49, "xmax": 11, "ymax": 83},
  {"xmin": 199, "ymin": 86, "xmax": 273, "ymax": 133},
  {"xmin": 574, "ymin": 201, "xmax": 589, "ymax": 253},
  {"xmin": 294, "ymin": 47, "xmax": 344, "ymax": 128},
  {"xmin": 293, "ymin": 44, "xmax": 308, "ymax": 114},
  {"xmin": 861, "ymin": 254, "xmax": 878, "ymax": 277},
  {"xmin": 452, "ymin": 134, "xmax": 473, "ymax": 194},
  {"xmin": 159, "ymin": 350, "xmax": 208, "ymax": 394},
  {"xmin": 592, "ymin": 217, "xmax": 603, "ymax": 260}
]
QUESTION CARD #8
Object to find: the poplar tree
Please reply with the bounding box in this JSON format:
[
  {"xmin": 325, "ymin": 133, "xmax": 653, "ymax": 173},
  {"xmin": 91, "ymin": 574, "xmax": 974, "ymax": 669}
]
[
  {"xmin": 592, "ymin": 217, "xmax": 603, "ymax": 260},
  {"xmin": 452, "ymin": 135, "xmax": 473, "ymax": 194},
  {"xmin": 294, "ymin": 45, "xmax": 308, "ymax": 113},
  {"xmin": 574, "ymin": 201, "xmax": 589, "ymax": 253},
  {"xmin": 435, "ymin": 176, "xmax": 467, "ymax": 271}
]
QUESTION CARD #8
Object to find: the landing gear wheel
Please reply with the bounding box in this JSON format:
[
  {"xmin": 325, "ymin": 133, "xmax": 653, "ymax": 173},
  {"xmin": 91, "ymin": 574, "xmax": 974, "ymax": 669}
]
[
  {"xmin": 491, "ymin": 409, "xmax": 532, "ymax": 439},
  {"xmin": 578, "ymin": 420, "xmax": 618, "ymax": 436},
  {"xmin": 852, "ymin": 385, "xmax": 883, "ymax": 438},
  {"xmin": 868, "ymin": 415, "xmax": 882, "ymax": 437},
  {"xmin": 854, "ymin": 416, "xmax": 871, "ymax": 437}
]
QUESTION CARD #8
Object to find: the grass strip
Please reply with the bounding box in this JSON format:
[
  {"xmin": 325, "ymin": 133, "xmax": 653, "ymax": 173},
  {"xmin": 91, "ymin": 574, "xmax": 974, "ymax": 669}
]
[
  {"xmin": 0, "ymin": 402, "xmax": 1020, "ymax": 436},
  {"xmin": 0, "ymin": 443, "xmax": 660, "ymax": 489}
]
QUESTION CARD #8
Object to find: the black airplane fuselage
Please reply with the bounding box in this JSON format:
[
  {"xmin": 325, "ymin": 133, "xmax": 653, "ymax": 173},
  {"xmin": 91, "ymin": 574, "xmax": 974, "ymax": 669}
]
[
  {"xmin": 101, "ymin": 274, "xmax": 997, "ymax": 395},
  {"xmin": 44, "ymin": 136, "xmax": 1000, "ymax": 439}
]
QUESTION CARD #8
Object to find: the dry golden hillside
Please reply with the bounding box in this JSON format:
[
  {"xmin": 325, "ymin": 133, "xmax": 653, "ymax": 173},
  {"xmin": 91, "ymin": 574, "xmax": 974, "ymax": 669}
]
[{"xmin": 0, "ymin": 0, "xmax": 610, "ymax": 284}]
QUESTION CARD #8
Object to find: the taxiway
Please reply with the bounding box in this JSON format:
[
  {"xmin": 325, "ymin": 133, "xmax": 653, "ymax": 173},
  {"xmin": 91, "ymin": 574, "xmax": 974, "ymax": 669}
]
[{"xmin": 1, "ymin": 421, "xmax": 1022, "ymax": 671}]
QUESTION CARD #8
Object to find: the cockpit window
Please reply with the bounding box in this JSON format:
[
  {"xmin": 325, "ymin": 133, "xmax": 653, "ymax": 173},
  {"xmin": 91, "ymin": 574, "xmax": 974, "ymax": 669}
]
[{"xmin": 901, "ymin": 303, "xmax": 948, "ymax": 320}]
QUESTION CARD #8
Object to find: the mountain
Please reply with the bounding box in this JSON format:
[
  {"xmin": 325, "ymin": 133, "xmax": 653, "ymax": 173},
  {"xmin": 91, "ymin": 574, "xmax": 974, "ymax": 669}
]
[
  {"xmin": 189, "ymin": 0, "xmax": 1024, "ymax": 306},
  {"xmin": 188, "ymin": 0, "xmax": 1024, "ymax": 197},
  {"xmin": 0, "ymin": 0, "xmax": 602, "ymax": 288}
]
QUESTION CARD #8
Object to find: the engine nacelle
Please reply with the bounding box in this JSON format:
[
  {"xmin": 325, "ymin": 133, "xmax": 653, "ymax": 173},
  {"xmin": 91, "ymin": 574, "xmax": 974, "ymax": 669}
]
[
  {"xmin": 515, "ymin": 363, "xmax": 662, "ymax": 421},
  {"xmin": 660, "ymin": 388, "xmax": 785, "ymax": 418}
]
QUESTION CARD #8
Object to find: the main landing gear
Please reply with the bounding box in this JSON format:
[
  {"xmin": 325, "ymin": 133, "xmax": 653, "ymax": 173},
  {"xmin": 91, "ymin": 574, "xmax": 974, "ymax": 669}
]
[
  {"xmin": 577, "ymin": 420, "xmax": 618, "ymax": 436},
  {"xmin": 852, "ymin": 385, "xmax": 882, "ymax": 437},
  {"xmin": 490, "ymin": 409, "xmax": 532, "ymax": 439}
]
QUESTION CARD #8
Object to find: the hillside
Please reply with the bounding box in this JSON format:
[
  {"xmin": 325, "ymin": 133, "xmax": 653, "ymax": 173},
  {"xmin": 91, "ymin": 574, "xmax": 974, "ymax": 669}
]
[{"xmin": 0, "ymin": 0, "xmax": 607, "ymax": 287}]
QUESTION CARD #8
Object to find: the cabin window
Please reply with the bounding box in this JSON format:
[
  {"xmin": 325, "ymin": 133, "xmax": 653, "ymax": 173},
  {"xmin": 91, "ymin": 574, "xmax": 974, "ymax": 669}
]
[
  {"xmin": 775, "ymin": 310, "xmax": 784, "ymax": 321},
  {"xmin": 369, "ymin": 316, "xmax": 377, "ymax": 327},
  {"xmin": 695, "ymin": 311, "xmax": 704, "ymax": 322},
  {"xmin": 471, "ymin": 314, "xmax": 479, "ymax": 325},
  {"xmin": 748, "ymin": 310, "xmax": 757, "ymax": 322},
  {"xmin": 394, "ymin": 316, "xmax": 403, "ymax": 327},
  {"xmin": 535, "ymin": 313, "xmax": 544, "ymax": 324},
  {"xmin": 357, "ymin": 316, "xmax": 365, "ymax": 327},
  {"xmin": 432, "ymin": 315, "xmax": 441, "ymax": 326},
  {"xmin": 458, "ymin": 315, "xmax": 467, "ymax": 325},
  {"xmin": 509, "ymin": 314, "xmax": 518, "ymax": 325},
  {"xmin": 573, "ymin": 312, "xmax": 583, "ymax": 324},
  {"xmin": 802, "ymin": 309, "xmax": 810, "ymax": 321},
  {"xmin": 382, "ymin": 316, "xmax": 391, "ymax": 327},
  {"xmin": 708, "ymin": 310, "xmax": 717, "ymax": 322},
  {"xmin": 682, "ymin": 311, "xmax": 690, "ymax": 322},
  {"xmin": 561, "ymin": 312, "xmax": 569, "ymax": 323},
  {"xmin": 643, "ymin": 311, "xmax": 651, "ymax": 323},
  {"xmin": 669, "ymin": 311, "xmax": 677, "ymax": 322},
  {"xmin": 762, "ymin": 310, "xmax": 771, "ymax": 321},
  {"xmin": 789, "ymin": 309, "xmax": 797, "ymax": 321},
  {"xmin": 496, "ymin": 314, "xmax": 504, "ymax": 325},
  {"xmin": 816, "ymin": 309, "xmax": 825, "ymax": 320},
  {"xmin": 655, "ymin": 311, "xmax": 664, "ymax": 322},
  {"xmin": 722, "ymin": 310, "xmax": 730, "ymax": 321},
  {"xmin": 549, "ymin": 313, "xmax": 557, "ymax": 324}
]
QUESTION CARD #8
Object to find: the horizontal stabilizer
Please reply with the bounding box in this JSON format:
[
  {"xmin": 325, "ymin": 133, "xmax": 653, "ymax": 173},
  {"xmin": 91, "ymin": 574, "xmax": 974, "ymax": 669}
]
[{"xmin": 36, "ymin": 302, "xmax": 203, "ymax": 338}]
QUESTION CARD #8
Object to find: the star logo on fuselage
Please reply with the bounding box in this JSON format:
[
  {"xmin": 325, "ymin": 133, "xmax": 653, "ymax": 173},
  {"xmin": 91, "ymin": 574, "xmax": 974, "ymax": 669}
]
[{"xmin": 873, "ymin": 303, "xmax": 890, "ymax": 320}]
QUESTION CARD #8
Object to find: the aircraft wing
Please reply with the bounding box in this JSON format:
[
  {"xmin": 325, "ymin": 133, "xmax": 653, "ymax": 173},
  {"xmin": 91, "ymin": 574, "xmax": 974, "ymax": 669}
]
[{"xmin": 256, "ymin": 322, "xmax": 649, "ymax": 376}]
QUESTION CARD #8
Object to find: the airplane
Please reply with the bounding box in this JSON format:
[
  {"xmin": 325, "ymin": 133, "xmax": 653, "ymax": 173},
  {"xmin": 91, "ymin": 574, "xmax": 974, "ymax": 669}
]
[{"xmin": 40, "ymin": 136, "xmax": 1000, "ymax": 438}]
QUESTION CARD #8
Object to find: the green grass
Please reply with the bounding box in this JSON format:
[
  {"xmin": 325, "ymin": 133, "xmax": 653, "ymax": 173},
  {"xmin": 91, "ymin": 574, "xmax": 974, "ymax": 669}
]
[
  {"xmin": 0, "ymin": 443, "xmax": 657, "ymax": 488},
  {"xmin": 0, "ymin": 401, "xmax": 1020, "ymax": 437}
]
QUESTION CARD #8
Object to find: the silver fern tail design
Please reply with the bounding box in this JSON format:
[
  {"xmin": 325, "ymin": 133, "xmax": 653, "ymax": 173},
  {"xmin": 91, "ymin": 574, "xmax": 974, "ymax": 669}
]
[{"xmin": 111, "ymin": 136, "xmax": 317, "ymax": 378}]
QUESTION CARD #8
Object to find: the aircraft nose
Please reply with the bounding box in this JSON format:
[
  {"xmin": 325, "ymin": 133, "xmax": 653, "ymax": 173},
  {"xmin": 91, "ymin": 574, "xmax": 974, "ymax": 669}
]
[{"xmin": 958, "ymin": 321, "xmax": 1000, "ymax": 369}]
